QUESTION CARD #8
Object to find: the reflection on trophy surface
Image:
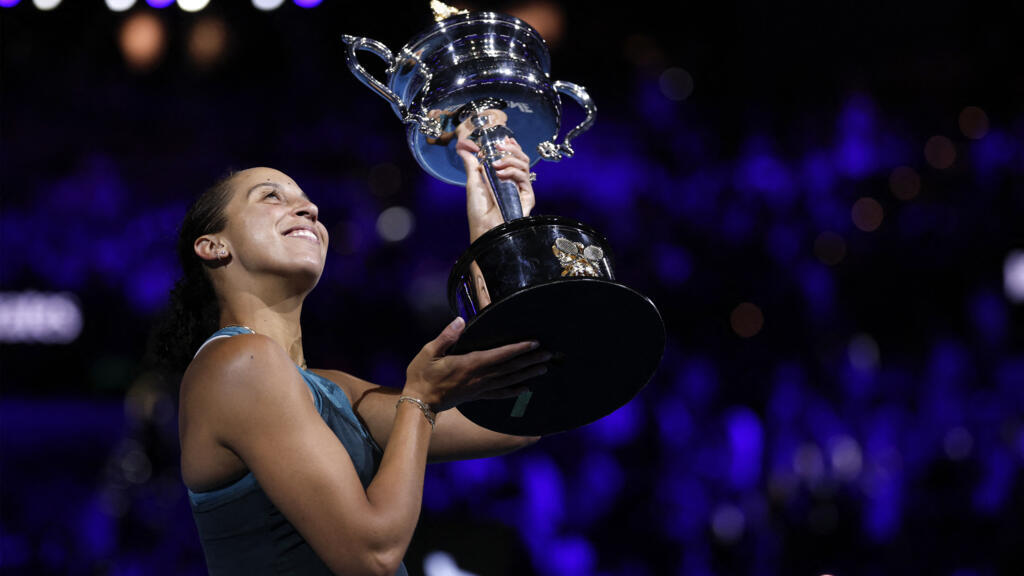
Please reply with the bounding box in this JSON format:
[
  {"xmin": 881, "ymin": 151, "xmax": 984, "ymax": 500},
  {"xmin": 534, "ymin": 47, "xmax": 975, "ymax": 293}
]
[{"xmin": 343, "ymin": 3, "xmax": 665, "ymax": 435}]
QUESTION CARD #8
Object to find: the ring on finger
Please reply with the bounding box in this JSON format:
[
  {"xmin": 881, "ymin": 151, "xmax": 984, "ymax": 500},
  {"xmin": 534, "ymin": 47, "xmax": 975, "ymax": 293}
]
[{"xmin": 528, "ymin": 172, "xmax": 537, "ymax": 182}]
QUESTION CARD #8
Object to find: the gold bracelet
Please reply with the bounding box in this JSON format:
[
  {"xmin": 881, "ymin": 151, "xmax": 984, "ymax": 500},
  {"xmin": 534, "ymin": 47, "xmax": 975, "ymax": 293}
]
[{"xmin": 396, "ymin": 395, "xmax": 436, "ymax": 430}]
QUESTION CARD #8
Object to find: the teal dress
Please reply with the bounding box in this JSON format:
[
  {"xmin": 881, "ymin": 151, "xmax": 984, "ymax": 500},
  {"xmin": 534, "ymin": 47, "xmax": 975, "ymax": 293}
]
[{"xmin": 188, "ymin": 326, "xmax": 408, "ymax": 576}]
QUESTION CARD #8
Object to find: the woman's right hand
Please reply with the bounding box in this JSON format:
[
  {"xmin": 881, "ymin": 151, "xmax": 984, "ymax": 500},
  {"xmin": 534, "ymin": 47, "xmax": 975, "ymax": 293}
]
[{"xmin": 403, "ymin": 317, "xmax": 550, "ymax": 412}]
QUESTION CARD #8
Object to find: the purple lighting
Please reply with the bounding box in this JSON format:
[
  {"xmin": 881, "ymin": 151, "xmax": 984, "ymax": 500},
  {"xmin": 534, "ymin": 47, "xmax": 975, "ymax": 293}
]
[
  {"xmin": 834, "ymin": 96, "xmax": 879, "ymax": 178},
  {"xmin": 801, "ymin": 150, "xmax": 837, "ymax": 195},
  {"xmin": 653, "ymin": 243, "xmax": 693, "ymax": 286},
  {"xmin": 835, "ymin": 137, "xmax": 876, "ymax": 178},
  {"xmin": 2, "ymin": 3, "xmax": 1023, "ymax": 574},
  {"xmin": 521, "ymin": 455, "xmax": 565, "ymax": 530},
  {"xmin": 586, "ymin": 398, "xmax": 642, "ymax": 447},
  {"xmin": 660, "ymin": 472, "xmax": 709, "ymax": 542},
  {"xmin": 972, "ymin": 449, "xmax": 1015, "ymax": 514},
  {"xmin": 797, "ymin": 261, "xmax": 836, "ymax": 315},
  {"xmin": 968, "ymin": 289, "xmax": 1008, "ymax": 344},
  {"xmin": 573, "ymin": 451, "xmax": 623, "ymax": 522},
  {"xmin": 864, "ymin": 474, "xmax": 902, "ymax": 541},
  {"xmin": 735, "ymin": 153, "xmax": 796, "ymax": 206},
  {"xmin": 725, "ymin": 407, "xmax": 763, "ymax": 490},
  {"xmin": 540, "ymin": 536, "xmax": 595, "ymax": 576},
  {"xmin": 128, "ymin": 259, "xmax": 177, "ymax": 313}
]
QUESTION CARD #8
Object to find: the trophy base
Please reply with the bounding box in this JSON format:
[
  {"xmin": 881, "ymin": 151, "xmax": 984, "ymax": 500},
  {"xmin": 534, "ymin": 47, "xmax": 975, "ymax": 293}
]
[{"xmin": 450, "ymin": 278, "xmax": 665, "ymax": 436}]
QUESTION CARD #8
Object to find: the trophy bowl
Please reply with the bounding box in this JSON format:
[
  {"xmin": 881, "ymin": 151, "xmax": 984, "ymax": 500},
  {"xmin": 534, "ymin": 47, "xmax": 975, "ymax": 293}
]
[
  {"xmin": 344, "ymin": 8, "xmax": 665, "ymax": 435},
  {"xmin": 343, "ymin": 10, "xmax": 595, "ymax": 185}
]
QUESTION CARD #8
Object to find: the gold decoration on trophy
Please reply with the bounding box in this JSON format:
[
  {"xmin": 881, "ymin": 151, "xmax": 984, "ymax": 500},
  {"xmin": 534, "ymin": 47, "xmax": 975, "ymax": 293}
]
[
  {"xmin": 553, "ymin": 237, "xmax": 604, "ymax": 277},
  {"xmin": 431, "ymin": 1, "xmax": 469, "ymax": 22}
]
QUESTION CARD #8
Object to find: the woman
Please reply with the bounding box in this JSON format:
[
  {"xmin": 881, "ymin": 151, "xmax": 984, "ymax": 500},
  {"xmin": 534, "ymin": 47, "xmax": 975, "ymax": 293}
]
[{"xmin": 162, "ymin": 130, "xmax": 546, "ymax": 575}]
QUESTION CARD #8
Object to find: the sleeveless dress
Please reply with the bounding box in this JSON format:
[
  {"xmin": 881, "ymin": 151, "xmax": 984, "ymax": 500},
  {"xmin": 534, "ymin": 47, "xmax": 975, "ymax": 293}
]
[{"xmin": 187, "ymin": 326, "xmax": 409, "ymax": 576}]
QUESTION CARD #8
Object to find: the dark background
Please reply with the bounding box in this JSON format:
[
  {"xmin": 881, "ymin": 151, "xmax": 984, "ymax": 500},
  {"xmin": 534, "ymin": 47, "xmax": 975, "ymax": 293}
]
[{"xmin": 2, "ymin": 1, "xmax": 1023, "ymax": 575}]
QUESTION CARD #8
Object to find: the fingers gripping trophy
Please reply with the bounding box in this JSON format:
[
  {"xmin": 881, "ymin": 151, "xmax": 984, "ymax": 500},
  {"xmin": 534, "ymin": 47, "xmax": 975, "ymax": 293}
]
[{"xmin": 343, "ymin": 2, "xmax": 665, "ymax": 435}]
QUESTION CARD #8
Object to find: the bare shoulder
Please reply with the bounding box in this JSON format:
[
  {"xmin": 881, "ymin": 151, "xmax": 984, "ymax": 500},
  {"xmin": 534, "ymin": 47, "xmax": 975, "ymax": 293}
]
[
  {"xmin": 181, "ymin": 340, "xmax": 402, "ymax": 573},
  {"xmin": 184, "ymin": 334, "xmax": 304, "ymax": 398},
  {"xmin": 179, "ymin": 334, "xmax": 316, "ymax": 491},
  {"xmin": 181, "ymin": 334, "xmax": 314, "ymax": 442}
]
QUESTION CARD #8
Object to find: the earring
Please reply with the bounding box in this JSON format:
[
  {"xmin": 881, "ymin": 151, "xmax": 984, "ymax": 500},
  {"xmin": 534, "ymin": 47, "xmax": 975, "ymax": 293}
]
[{"xmin": 217, "ymin": 247, "xmax": 228, "ymax": 260}]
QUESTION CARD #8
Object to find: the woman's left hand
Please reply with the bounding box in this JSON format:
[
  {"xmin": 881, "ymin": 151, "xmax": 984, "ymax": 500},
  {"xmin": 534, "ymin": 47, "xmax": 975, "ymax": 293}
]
[{"xmin": 455, "ymin": 115, "xmax": 535, "ymax": 243}]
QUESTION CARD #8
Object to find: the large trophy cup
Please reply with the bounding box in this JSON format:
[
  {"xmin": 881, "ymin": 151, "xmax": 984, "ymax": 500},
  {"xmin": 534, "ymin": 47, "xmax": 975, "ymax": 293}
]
[{"xmin": 343, "ymin": 4, "xmax": 664, "ymax": 435}]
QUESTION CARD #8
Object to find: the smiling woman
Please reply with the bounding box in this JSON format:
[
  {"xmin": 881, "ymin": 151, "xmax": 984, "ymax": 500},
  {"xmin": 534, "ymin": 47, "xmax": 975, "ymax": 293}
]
[
  {"xmin": 150, "ymin": 141, "xmax": 543, "ymax": 576},
  {"xmin": 203, "ymin": 169, "xmax": 330, "ymax": 312}
]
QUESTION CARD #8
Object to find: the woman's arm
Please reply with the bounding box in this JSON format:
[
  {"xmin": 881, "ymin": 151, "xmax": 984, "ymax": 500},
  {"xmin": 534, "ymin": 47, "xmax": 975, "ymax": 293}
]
[
  {"xmin": 454, "ymin": 110, "xmax": 536, "ymax": 242},
  {"xmin": 186, "ymin": 333, "xmax": 429, "ymax": 576},
  {"xmin": 335, "ymin": 371, "xmax": 541, "ymax": 463},
  {"xmin": 186, "ymin": 321, "xmax": 544, "ymax": 575},
  {"xmin": 324, "ymin": 316, "xmax": 548, "ymax": 461},
  {"xmin": 329, "ymin": 111, "xmax": 543, "ymax": 460}
]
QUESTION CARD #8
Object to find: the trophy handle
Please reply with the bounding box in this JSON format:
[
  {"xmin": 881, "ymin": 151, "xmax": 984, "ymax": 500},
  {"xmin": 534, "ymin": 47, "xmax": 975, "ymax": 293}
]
[
  {"xmin": 341, "ymin": 35, "xmax": 442, "ymax": 137},
  {"xmin": 537, "ymin": 81, "xmax": 598, "ymax": 162}
]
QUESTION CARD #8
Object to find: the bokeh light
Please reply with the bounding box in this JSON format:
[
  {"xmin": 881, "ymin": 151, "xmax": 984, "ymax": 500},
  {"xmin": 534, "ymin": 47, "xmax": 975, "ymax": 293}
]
[
  {"xmin": 848, "ymin": 333, "xmax": 880, "ymax": 371},
  {"xmin": 187, "ymin": 16, "xmax": 227, "ymax": 69},
  {"xmin": 730, "ymin": 302, "xmax": 764, "ymax": 338},
  {"xmin": 793, "ymin": 442, "xmax": 825, "ymax": 482},
  {"xmin": 119, "ymin": 12, "xmax": 166, "ymax": 72},
  {"xmin": 146, "ymin": 0, "xmax": 174, "ymax": 7},
  {"xmin": 851, "ymin": 197, "xmax": 884, "ymax": 232},
  {"xmin": 0, "ymin": 292, "xmax": 82, "ymax": 343},
  {"xmin": 294, "ymin": 0, "xmax": 322, "ymax": 6},
  {"xmin": 710, "ymin": 504, "xmax": 745, "ymax": 544},
  {"xmin": 32, "ymin": 0, "xmax": 61, "ymax": 9},
  {"xmin": 1003, "ymin": 250, "xmax": 1024, "ymax": 303},
  {"xmin": 924, "ymin": 135, "xmax": 956, "ymax": 169},
  {"xmin": 119, "ymin": 442, "xmax": 153, "ymax": 484},
  {"xmin": 659, "ymin": 67, "xmax": 694, "ymax": 101},
  {"xmin": 176, "ymin": 0, "xmax": 209, "ymax": 12},
  {"xmin": 622, "ymin": 34, "xmax": 665, "ymax": 68},
  {"xmin": 888, "ymin": 165, "xmax": 920, "ymax": 200},
  {"xmin": 725, "ymin": 407, "xmax": 763, "ymax": 489},
  {"xmin": 814, "ymin": 231, "xmax": 847, "ymax": 266},
  {"xmin": 0, "ymin": 0, "xmax": 21, "ymax": 8},
  {"xmin": 829, "ymin": 435, "xmax": 863, "ymax": 481},
  {"xmin": 125, "ymin": 375, "xmax": 175, "ymax": 425},
  {"xmin": 376, "ymin": 206, "xmax": 415, "ymax": 242},
  {"xmin": 508, "ymin": 1, "xmax": 566, "ymax": 47},
  {"xmin": 958, "ymin": 106, "xmax": 990, "ymax": 140},
  {"xmin": 834, "ymin": 95, "xmax": 879, "ymax": 178},
  {"xmin": 0, "ymin": 292, "xmax": 83, "ymax": 344},
  {"xmin": 423, "ymin": 551, "xmax": 471, "ymax": 576},
  {"xmin": 252, "ymin": 0, "xmax": 285, "ymax": 10},
  {"xmin": 944, "ymin": 426, "xmax": 974, "ymax": 461},
  {"xmin": 106, "ymin": 0, "xmax": 135, "ymax": 10}
]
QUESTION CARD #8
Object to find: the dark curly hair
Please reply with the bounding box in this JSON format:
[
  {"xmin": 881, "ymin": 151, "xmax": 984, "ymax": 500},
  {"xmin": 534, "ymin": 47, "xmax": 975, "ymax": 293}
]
[{"xmin": 147, "ymin": 171, "xmax": 238, "ymax": 375}]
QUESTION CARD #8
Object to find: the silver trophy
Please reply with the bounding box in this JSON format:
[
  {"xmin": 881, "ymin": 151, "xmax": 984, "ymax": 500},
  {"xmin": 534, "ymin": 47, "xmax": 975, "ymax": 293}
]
[{"xmin": 343, "ymin": 4, "xmax": 664, "ymax": 435}]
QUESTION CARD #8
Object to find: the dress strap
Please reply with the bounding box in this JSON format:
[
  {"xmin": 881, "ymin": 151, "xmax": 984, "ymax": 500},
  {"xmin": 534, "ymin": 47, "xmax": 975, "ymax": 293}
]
[{"xmin": 193, "ymin": 325, "xmax": 256, "ymax": 359}]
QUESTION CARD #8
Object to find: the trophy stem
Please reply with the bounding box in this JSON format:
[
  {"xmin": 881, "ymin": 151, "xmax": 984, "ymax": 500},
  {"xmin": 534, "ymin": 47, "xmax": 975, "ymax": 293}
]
[
  {"xmin": 481, "ymin": 158, "xmax": 525, "ymax": 222},
  {"xmin": 468, "ymin": 110, "xmax": 524, "ymax": 222}
]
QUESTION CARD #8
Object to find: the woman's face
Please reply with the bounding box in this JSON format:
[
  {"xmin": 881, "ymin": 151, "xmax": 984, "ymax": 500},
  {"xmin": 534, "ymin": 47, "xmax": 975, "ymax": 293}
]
[{"xmin": 217, "ymin": 167, "xmax": 329, "ymax": 286}]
